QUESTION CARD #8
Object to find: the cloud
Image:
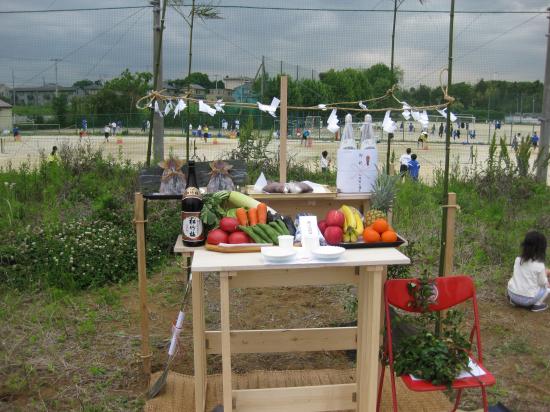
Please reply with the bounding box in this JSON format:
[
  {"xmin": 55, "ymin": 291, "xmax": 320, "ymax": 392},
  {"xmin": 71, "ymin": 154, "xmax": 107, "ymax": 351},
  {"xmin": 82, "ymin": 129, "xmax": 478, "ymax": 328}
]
[{"xmin": 0, "ymin": 0, "xmax": 547, "ymax": 89}]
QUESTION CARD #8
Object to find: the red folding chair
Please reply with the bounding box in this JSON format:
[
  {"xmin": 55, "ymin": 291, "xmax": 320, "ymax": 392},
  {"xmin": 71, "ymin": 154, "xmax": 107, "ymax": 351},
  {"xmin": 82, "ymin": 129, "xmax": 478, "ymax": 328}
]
[{"xmin": 376, "ymin": 275, "xmax": 496, "ymax": 412}]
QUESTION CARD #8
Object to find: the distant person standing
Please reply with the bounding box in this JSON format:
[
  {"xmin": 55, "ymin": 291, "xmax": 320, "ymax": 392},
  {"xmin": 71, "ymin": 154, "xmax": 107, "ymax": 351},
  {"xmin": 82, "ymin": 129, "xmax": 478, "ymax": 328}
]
[
  {"xmin": 197, "ymin": 124, "xmax": 202, "ymax": 138},
  {"xmin": 203, "ymin": 124, "xmax": 209, "ymax": 143},
  {"xmin": 235, "ymin": 119, "xmax": 240, "ymax": 131},
  {"xmin": 103, "ymin": 124, "xmax": 111, "ymax": 142},
  {"xmin": 13, "ymin": 126, "xmax": 20, "ymax": 141},
  {"xmin": 407, "ymin": 154, "xmax": 420, "ymax": 181},
  {"xmin": 116, "ymin": 120, "xmax": 122, "ymax": 135},
  {"xmin": 111, "ymin": 121, "xmax": 117, "ymax": 136},
  {"xmin": 512, "ymin": 134, "xmax": 519, "ymax": 151},
  {"xmin": 301, "ymin": 129, "xmax": 310, "ymax": 146},
  {"xmin": 531, "ymin": 131, "xmax": 539, "ymax": 148},
  {"xmin": 141, "ymin": 120, "xmax": 147, "ymax": 132},
  {"xmin": 431, "ymin": 124, "xmax": 436, "ymax": 136},
  {"xmin": 408, "ymin": 122, "xmax": 414, "ymax": 134},
  {"xmin": 438, "ymin": 123, "xmax": 444, "ymax": 138},
  {"xmin": 81, "ymin": 118, "xmax": 87, "ymax": 133},
  {"xmin": 320, "ymin": 150, "xmax": 330, "ymax": 173},
  {"xmin": 47, "ymin": 146, "xmax": 60, "ymax": 163}
]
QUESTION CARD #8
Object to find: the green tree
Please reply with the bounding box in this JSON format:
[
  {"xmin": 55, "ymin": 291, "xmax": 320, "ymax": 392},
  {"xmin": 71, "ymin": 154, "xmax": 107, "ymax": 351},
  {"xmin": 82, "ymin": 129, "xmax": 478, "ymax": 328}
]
[{"xmin": 52, "ymin": 94, "xmax": 69, "ymax": 126}]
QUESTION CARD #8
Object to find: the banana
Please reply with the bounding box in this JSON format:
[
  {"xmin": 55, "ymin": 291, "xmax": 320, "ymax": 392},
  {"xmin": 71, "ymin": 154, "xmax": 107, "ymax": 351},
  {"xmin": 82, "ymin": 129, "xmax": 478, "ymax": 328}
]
[
  {"xmin": 343, "ymin": 232, "xmax": 351, "ymax": 242},
  {"xmin": 340, "ymin": 205, "xmax": 356, "ymax": 232},
  {"xmin": 350, "ymin": 231, "xmax": 358, "ymax": 243},
  {"xmin": 350, "ymin": 207, "xmax": 364, "ymax": 234}
]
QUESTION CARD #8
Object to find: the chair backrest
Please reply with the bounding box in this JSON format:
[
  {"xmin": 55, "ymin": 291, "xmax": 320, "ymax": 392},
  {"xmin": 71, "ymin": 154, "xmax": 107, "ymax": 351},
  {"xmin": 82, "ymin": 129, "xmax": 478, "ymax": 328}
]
[{"xmin": 385, "ymin": 275, "xmax": 475, "ymax": 313}]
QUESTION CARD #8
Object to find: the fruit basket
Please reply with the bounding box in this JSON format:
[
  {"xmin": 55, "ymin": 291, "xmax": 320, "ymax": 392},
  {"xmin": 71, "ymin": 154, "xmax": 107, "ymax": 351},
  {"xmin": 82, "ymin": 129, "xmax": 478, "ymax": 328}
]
[{"xmin": 339, "ymin": 234, "xmax": 406, "ymax": 249}]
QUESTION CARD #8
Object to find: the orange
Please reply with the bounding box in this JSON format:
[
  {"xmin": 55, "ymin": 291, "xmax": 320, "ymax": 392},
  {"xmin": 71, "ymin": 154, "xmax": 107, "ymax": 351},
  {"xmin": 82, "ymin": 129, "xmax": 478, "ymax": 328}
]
[
  {"xmin": 363, "ymin": 228, "xmax": 381, "ymax": 243},
  {"xmin": 372, "ymin": 218, "xmax": 389, "ymax": 234},
  {"xmin": 381, "ymin": 230, "xmax": 398, "ymax": 242}
]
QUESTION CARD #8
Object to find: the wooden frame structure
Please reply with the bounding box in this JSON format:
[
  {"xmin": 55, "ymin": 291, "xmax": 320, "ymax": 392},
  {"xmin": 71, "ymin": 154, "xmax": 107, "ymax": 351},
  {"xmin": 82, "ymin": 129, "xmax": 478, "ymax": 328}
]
[{"xmin": 189, "ymin": 248, "xmax": 410, "ymax": 412}]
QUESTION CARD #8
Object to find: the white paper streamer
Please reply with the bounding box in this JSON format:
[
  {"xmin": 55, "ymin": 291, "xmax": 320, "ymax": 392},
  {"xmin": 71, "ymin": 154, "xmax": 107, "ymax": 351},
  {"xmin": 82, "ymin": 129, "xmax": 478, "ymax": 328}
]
[
  {"xmin": 382, "ymin": 110, "xmax": 397, "ymax": 133},
  {"xmin": 437, "ymin": 108, "xmax": 457, "ymax": 122},
  {"xmin": 257, "ymin": 97, "xmax": 280, "ymax": 117},
  {"xmin": 214, "ymin": 99, "xmax": 225, "ymax": 113},
  {"xmin": 199, "ymin": 100, "xmax": 216, "ymax": 116},
  {"xmin": 173, "ymin": 99, "xmax": 187, "ymax": 117},
  {"xmin": 402, "ymin": 110, "xmax": 411, "ymax": 120},
  {"xmin": 154, "ymin": 101, "xmax": 164, "ymax": 117},
  {"xmin": 402, "ymin": 102, "xmax": 411, "ymax": 111},
  {"xmin": 327, "ymin": 109, "xmax": 339, "ymax": 133},
  {"xmin": 318, "ymin": 104, "xmax": 328, "ymax": 111},
  {"xmin": 164, "ymin": 100, "xmax": 174, "ymax": 116},
  {"xmin": 358, "ymin": 101, "xmax": 367, "ymax": 110},
  {"xmin": 411, "ymin": 110, "xmax": 421, "ymax": 121}
]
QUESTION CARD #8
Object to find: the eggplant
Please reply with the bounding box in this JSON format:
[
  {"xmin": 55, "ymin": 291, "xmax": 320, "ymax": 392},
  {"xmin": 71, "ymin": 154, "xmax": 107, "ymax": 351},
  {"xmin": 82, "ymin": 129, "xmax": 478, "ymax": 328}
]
[{"xmin": 282, "ymin": 215, "xmax": 296, "ymax": 236}]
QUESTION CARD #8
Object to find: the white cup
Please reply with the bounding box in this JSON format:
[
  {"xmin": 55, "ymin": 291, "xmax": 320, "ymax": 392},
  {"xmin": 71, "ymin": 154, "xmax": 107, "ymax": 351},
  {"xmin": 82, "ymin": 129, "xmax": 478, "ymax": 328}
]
[
  {"xmin": 301, "ymin": 234, "xmax": 319, "ymax": 253},
  {"xmin": 278, "ymin": 235, "xmax": 294, "ymax": 250}
]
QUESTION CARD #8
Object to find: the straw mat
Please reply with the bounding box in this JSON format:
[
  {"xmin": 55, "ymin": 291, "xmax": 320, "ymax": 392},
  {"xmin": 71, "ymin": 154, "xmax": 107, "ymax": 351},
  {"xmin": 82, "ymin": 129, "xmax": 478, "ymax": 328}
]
[{"xmin": 145, "ymin": 368, "xmax": 452, "ymax": 412}]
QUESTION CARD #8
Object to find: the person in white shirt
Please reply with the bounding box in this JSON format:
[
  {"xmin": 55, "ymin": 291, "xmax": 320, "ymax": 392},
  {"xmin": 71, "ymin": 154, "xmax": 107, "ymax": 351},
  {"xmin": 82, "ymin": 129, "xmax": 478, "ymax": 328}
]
[
  {"xmin": 507, "ymin": 231, "xmax": 550, "ymax": 312},
  {"xmin": 320, "ymin": 150, "xmax": 330, "ymax": 173},
  {"xmin": 111, "ymin": 122, "xmax": 117, "ymax": 137},
  {"xmin": 399, "ymin": 148, "xmax": 412, "ymax": 177},
  {"xmin": 103, "ymin": 124, "xmax": 110, "ymax": 142}
]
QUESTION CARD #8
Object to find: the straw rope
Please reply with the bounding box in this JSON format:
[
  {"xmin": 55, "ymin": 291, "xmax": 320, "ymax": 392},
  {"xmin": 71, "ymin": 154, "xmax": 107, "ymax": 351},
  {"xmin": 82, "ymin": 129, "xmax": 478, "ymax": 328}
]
[{"xmin": 135, "ymin": 82, "xmax": 455, "ymax": 114}]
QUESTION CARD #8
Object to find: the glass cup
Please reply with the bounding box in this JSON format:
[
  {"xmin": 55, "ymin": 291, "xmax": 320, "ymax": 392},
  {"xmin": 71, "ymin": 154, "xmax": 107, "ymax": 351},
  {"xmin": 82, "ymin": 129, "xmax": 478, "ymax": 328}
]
[
  {"xmin": 278, "ymin": 235, "xmax": 294, "ymax": 250},
  {"xmin": 301, "ymin": 234, "xmax": 319, "ymax": 254}
]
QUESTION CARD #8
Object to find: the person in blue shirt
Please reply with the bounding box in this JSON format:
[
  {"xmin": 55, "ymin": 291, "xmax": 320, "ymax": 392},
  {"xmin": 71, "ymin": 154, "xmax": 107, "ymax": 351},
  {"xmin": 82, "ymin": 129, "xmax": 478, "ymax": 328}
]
[
  {"xmin": 531, "ymin": 132, "xmax": 539, "ymax": 148},
  {"xmin": 407, "ymin": 154, "xmax": 420, "ymax": 181}
]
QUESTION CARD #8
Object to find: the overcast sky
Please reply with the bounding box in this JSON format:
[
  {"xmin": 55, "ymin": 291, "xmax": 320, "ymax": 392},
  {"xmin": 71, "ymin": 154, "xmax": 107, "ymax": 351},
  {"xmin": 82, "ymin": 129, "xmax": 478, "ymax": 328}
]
[{"xmin": 0, "ymin": 0, "xmax": 548, "ymax": 90}]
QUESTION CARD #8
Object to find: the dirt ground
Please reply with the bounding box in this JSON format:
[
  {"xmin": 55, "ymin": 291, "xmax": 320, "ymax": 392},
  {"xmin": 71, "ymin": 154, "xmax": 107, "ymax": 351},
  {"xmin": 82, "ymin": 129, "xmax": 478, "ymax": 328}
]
[
  {"xmin": 1, "ymin": 123, "xmax": 547, "ymax": 185},
  {"xmin": 1, "ymin": 257, "xmax": 549, "ymax": 411}
]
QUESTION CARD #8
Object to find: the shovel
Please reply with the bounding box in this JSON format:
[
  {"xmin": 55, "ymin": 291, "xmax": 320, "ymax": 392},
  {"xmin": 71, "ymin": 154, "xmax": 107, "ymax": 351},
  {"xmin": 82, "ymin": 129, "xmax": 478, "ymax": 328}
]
[{"xmin": 148, "ymin": 273, "xmax": 193, "ymax": 398}]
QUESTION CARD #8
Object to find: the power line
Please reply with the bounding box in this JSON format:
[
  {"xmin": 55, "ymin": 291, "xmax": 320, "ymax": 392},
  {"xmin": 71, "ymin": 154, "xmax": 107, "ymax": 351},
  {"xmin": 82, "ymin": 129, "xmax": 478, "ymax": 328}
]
[
  {"xmin": 20, "ymin": 8, "xmax": 146, "ymax": 84},
  {"xmin": 0, "ymin": 5, "xmax": 545, "ymax": 14}
]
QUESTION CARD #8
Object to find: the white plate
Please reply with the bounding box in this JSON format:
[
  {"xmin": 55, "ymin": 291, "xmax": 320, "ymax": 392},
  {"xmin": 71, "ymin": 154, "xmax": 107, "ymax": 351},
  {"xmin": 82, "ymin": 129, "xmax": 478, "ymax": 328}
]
[
  {"xmin": 261, "ymin": 246, "xmax": 297, "ymax": 263},
  {"xmin": 311, "ymin": 246, "xmax": 346, "ymax": 260}
]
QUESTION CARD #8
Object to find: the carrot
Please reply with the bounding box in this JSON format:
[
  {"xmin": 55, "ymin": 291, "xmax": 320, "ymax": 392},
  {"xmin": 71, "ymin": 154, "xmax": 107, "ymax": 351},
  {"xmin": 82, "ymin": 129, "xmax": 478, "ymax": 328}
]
[
  {"xmin": 257, "ymin": 203, "xmax": 267, "ymax": 224},
  {"xmin": 236, "ymin": 208, "xmax": 248, "ymax": 226},
  {"xmin": 248, "ymin": 207, "xmax": 258, "ymax": 226}
]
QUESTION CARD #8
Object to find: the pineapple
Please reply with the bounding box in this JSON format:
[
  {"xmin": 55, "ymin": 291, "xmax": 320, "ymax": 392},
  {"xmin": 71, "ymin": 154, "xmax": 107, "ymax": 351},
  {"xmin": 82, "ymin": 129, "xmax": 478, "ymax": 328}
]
[{"xmin": 365, "ymin": 172, "xmax": 398, "ymax": 226}]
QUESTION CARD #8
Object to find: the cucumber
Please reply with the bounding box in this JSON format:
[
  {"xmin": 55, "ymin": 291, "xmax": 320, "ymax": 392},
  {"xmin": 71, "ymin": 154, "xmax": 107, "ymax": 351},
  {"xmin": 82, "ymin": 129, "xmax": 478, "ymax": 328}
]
[
  {"xmin": 269, "ymin": 221, "xmax": 284, "ymax": 235},
  {"xmin": 239, "ymin": 225, "xmax": 263, "ymax": 244},
  {"xmin": 276, "ymin": 219, "xmax": 290, "ymax": 235},
  {"xmin": 250, "ymin": 226, "xmax": 271, "ymax": 244},
  {"xmin": 258, "ymin": 224, "xmax": 279, "ymax": 244}
]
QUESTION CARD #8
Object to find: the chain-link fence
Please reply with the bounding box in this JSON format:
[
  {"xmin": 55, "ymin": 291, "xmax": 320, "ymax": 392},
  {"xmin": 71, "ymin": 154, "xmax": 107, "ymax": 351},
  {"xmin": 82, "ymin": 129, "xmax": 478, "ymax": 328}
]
[{"xmin": 0, "ymin": 2, "xmax": 547, "ymax": 180}]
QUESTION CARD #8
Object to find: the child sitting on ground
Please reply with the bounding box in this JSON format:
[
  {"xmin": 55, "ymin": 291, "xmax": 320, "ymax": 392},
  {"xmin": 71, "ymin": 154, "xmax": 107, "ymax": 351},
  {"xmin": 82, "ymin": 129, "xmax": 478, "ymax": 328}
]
[
  {"xmin": 507, "ymin": 231, "xmax": 550, "ymax": 312},
  {"xmin": 320, "ymin": 150, "xmax": 330, "ymax": 173}
]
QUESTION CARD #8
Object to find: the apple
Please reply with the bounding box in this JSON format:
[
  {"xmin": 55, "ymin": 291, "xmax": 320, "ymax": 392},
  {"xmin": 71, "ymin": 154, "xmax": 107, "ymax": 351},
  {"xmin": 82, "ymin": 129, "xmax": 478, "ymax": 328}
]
[
  {"xmin": 324, "ymin": 226, "xmax": 343, "ymax": 245},
  {"xmin": 207, "ymin": 229, "xmax": 228, "ymax": 245},
  {"xmin": 318, "ymin": 220, "xmax": 328, "ymax": 235},
  {"xmin": 325, "ymin": 210, "xmax": 345, "ymax": 228}
]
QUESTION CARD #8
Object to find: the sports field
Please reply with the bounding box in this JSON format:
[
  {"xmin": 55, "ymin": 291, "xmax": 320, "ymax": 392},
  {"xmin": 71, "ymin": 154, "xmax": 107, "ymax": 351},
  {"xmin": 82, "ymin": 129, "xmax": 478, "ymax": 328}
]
[{"xmin": 0, "ymin": 122, "xmax": 545, "ymax": 183}]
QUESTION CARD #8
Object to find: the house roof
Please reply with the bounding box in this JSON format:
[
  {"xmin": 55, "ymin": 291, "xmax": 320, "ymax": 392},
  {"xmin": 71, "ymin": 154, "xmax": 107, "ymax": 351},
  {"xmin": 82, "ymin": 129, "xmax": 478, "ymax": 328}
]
[
  {"xmin": 0, "ymin": 99, "xmax": 12, "ymax": 108},
  {"xmin": 14, "ymin": 84, "xmax": 75, "ymax": 92},
  {"xmin": 189, "ymin": 83, "xmax": 205, "ymax": 90}
]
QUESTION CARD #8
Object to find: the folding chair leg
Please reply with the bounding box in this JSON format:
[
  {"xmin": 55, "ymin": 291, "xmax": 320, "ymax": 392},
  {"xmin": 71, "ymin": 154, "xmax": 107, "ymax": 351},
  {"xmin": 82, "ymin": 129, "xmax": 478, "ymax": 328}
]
[
  {"xmin": 452, "ymin": 389, "xmax": 462, "ymax": 412},
  {"xmin": 376, "ymin": 364, "xmax": 386, "ymax": 412},
  {"xmin": 389, "ymin": 368, "xmax": 398, "ymax": 412},
  {"xmin": 481, "ymin": 386, "xmax": 489, "ymax": 412}
]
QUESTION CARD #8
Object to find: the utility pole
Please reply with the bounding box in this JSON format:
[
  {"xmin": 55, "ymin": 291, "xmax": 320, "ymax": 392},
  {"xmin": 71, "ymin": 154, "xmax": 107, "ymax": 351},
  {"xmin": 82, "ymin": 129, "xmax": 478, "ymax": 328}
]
[
  {"xmin": 50, "ymin": 58, "xmax": 61, "ymax": 96},
  {"xmin": 152, "ymin": 0, "xmax": 164, "ymax": 162},
  {"xmin": 536, "ymin": 7, "xmax": 550, "ymax": 183},
  {"xmin": 11, "ymin": 68, "xmax": 15, "ymax": 126},
  {"xmin": 260, "ymin": 56, "xmax": 265, "ymax": 131},
  {"xmin": 214, "ymin": 74, "xmax": 218, "ymax": 95},
  {"xmin": 390, "ymin": 0, "xmax": 399, "ymax": 72},
  {"xmin": 296, "ymin": 65, "xmax": 299, "ymax": 80},
  {"xmin": 280, "ymin": 60, "xmax": 283, "ymax": 76}
]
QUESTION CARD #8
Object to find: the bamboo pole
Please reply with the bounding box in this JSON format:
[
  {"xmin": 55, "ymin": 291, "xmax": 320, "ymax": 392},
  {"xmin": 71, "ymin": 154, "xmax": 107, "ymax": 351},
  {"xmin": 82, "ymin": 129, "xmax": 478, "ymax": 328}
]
[
  {"xmin": 146, "ymin": 0, "xmax": 168, "ymax": 166},
  {"xmin": 443, "ymin": 193, "xmax": 457, "ymax": 276},
  {"xmin": 135, "ymin": 192, "xmax": 151, "ymax": 375},
  {"xmin": 280, "ymin": 76, "xmax": 288, "ymax": 183},
  {"xmin": 438, "ymin": 0, "xmax": 455, "ymax": 280}
]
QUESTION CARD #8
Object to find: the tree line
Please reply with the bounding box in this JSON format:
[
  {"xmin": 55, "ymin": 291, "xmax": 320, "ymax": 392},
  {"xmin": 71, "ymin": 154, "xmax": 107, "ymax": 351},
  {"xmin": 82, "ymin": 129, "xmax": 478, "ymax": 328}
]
[{"xmin": 37, "ymin": 65, "xmax": 543, "ymax": 128}]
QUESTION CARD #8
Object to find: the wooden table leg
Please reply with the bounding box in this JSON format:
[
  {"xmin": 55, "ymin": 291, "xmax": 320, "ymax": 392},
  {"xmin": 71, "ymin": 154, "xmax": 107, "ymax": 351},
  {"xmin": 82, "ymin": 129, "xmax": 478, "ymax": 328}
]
[
  {"xmin": 356, "ymin": 266, "xmax": 384, "ymax": 412},
  {"xmin": 192, "ymin": 272, "xmax": 207, "ymax": 412},
  {"xmin": 220, "ymin": 272, "xmax": 233, "ymax": 412}
]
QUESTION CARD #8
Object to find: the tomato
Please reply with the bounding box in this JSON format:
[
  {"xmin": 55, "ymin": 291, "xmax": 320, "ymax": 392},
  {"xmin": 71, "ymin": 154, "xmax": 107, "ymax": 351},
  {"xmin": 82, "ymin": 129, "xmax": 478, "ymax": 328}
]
[
  {"xmin": 228, "ymin": 231, "xmax": 251, "ymax": 244},
  {"xmin": 219, "ymin": 217, "xmax": 239, "ymax": 233},
  {"xmin": 206, "ymin": 229, "xmax": 229, "ymax": 245}
]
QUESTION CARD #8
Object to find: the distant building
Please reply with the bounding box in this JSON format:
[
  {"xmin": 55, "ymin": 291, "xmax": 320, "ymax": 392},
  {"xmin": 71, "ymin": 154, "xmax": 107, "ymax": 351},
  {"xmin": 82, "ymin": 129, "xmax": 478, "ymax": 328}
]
[
  {"xmin": 206, "ymin": 88, "xmax": 234, "ymax": 102},
  {"xmin": 10, "ymin": 83, "xmax": 101, "ymax": 106},
  {"xmin": 504, "ymin": 114, "xmax": 541, "ymax": 125},
  {"xmin": 188, "ymin": 83, "xmax": 206, "ymax": 99},
  {"xmin": 0, "ymin": 99, "xmax": 13, "ymax": 132},
  {"xmin": 232, "ymin": 83, "xmax": 256, "ymax": 103},
  {"xmin": 223, "ymin": 76, "xmax": 253, "ymax": 91}
]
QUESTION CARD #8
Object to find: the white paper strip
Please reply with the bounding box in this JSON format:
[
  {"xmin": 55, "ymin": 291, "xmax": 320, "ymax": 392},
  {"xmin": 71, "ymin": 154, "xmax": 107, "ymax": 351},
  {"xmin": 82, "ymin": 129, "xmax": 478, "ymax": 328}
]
[
  {"xmin": 318, "ymin": 104, "xmax": 328, "ymax": 111},
  {"xmin": 358, "ymin": 101, "xmax": 367, "ymax": 110},
  {"xmin": 154, "ymin": 100, "xmax": 164, "ymax": 117},
  {"xmin": 257, "ymin": 97, "xmax": 280, "ymax": 117},
  {"xmin": 214, "ymin": 99, "xmax": 225, "ymax": 113},
  {"xmin": 199, "ymin": 100, "xmax": 216, "ymax": 116},
  {"xmin": 327, "ymin": 109, "xmax": 339, "ymax": 133},
  {"xmin": 402, "ymin": 110, "xmax": 411, "ymax": 120},
  {"xmin": 382, "ymin": 110, "xmax": 397, "ymax": 133},
  {"xmin": 168, "ymin": 310, "xmax": 185, "ymax": 356},
  {"xmin": 173, "ymin": 99, "xmax": 187, "ymax": 117},
  {"xmin": 164, "ymin": 100, "xmax": 174, "ymax": 116}
]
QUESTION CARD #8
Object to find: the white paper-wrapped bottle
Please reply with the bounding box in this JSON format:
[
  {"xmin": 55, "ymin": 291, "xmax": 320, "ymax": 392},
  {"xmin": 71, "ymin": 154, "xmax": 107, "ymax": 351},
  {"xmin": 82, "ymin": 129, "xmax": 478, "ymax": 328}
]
[
  {"xmin": 360, "ymin": 114, "xmax": 376, "ymax": 150},
  {"xmin": 339, "ymin": 113, "xmax": 356, "ymax": 149}
]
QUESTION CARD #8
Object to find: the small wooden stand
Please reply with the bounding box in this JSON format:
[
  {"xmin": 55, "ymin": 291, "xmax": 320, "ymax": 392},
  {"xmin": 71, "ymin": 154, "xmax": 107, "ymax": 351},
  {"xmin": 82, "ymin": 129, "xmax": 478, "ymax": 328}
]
[{"xmin": 190, "ymin": 248, "xmax": 410, "ymax": 412}]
